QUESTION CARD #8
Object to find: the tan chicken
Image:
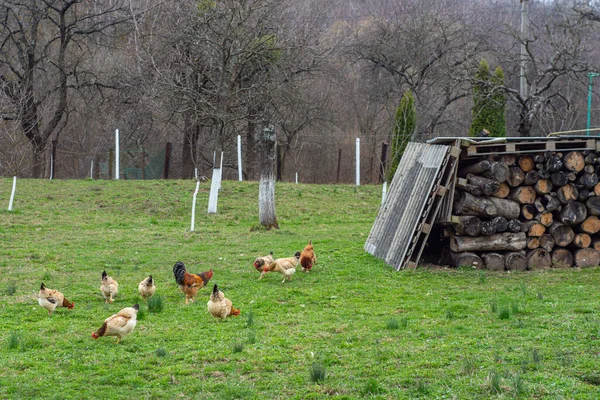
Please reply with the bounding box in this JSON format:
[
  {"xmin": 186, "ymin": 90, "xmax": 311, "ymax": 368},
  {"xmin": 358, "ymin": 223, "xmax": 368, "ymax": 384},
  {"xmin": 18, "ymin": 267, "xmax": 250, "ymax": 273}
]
[
  {"xmin": 207, "ymin": 284, "xmax": 240, "ymax": 320},
  {"xmin": 260, "ymin": 252, "xmax": 301, "ymax": 283},
  {"xmin": 300, "ymin": 241, "xmax": 317, "ymax": 272},
  {"xmin": 100, "ymin": 270, "xmax": 119, "ymax": 303},
  {"xmin": 92, "ymin": 304, "xmax": 139, "ymax": 344},
  {"xmin": 253, "ymin": 252, "xmax": 274, "ymax": 275},
  {"xmin": 138, "ymin": 275, "xmax": 156, "ymax": 300},
  {"xmin": 38, "ymin": 283, "xmax": 74, "ymax": 315}
]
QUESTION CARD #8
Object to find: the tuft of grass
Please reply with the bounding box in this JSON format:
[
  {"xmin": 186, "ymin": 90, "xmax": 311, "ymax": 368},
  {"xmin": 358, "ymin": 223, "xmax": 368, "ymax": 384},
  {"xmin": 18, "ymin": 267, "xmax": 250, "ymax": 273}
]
[
  {"xmin": 41, "ymin": 271, "xmax": 51, "ymax": 281},
  {"xmin": 386, "ymin": 318, "xmax": 399, "ymax": 330},
  {"xmin": 245, "ymin": 311, "xmax": 254, "ymax": 327},
  {"xmin": 232, "ymin": 342, "xmax": 244, "ymax": 353},
  {"xmin": 7, "ymin": 332, "xmax": 20, "ymax": 350},
  {"xmin": 490, "ymin": 300, "xmax": 498, "ymax": 314},
  {"xmin": 309, "ymin": 361, "xmax": 326, "ymax": 384},
  {"xmin": 520, "ymin": 282, "xmax": 527, "ymax": 296},
  {"xmin": 489, "ymin": 370, "xmax": 501, "ymax": 394},
  {"xmin": 136, "ymin": 304, "xmax": 147, "ymax": 321},
  {"xmin": 363, "ymin": 378, "xmax": 384, "ymax": 395},
  {"xmin": 445, "ymin": 309, "xmax": 454, "ymax": 320},
  {"xmin": 532, "ymin": 348, "xmax": 541, "ymax": 364},
  {"xmin": 463, "ymin": 356, "xmax": 477, "ymax": 375},
  {"xmin": 537, "ymin": 292, "xmax": 544, "ymax": 300},
  {"xmin": 147, "ymin": 295, "xmax": 164, "ymax": 313},
  {"xmin": 512, "ymin": 372, "xmax": 524, "ymax": 396},
  {"xmin": 478, "ymin": 271, "xmax": 486, "ymax": 284},
  {"xmin": 415, "ymin": 379, "xmax": 429, "ymax": 395},
  {"xmin": 5, "ymin": 282, "xmax": 16, "ymax": 295},
  {"xmin": 247, "ymin": 331, "xmax": 256, "ymax": 344},
  {"xmin": 498, "ymin": 307, "xmax": 510, "ymax": 320},
  {"xmin": 156, "ymin": 348, "xmax": 167, "ymax": 357},
  {"xmin": 511, "ymin": 301, "xmax": 519, "ymax": 314},
  {"xmin": 400, "ymin": 316, "xmax": 408, "ymax": 328}
]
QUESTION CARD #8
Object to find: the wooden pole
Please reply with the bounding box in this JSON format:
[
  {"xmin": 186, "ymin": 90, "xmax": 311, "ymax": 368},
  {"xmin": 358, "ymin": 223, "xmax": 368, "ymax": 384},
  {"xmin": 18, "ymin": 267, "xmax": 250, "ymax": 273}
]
[
  {"xmin": 379, "ymin": 141, "xmax": 388, "ymax": 184},
  {"xmin": 336, "ymin": 149, "xmax": 342, "ymax": 183},
  {"xmin": 163, "ymin": 142, "xmax": 172, "ymax": 179}
]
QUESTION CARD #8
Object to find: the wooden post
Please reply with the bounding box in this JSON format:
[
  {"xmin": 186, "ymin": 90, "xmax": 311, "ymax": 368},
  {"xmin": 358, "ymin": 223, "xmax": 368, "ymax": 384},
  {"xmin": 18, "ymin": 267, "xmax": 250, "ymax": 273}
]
[
  {"xmin": 163, "ymin": 142, "xmax": 172, "ymax": 179},
  {"xmin": 336, "ymin": 148, "xmax": 342, "ymax": 183},
  {"xmin": 259, "ymin": 127, "xmax": 279, "ymax": 229},
  {"xmin": 379, "ymin": 141, "xmax": 388, "ymax": 184},
  {"xmin": 50, "ymin": 140, "xmax": 57, "ymax": 180}
]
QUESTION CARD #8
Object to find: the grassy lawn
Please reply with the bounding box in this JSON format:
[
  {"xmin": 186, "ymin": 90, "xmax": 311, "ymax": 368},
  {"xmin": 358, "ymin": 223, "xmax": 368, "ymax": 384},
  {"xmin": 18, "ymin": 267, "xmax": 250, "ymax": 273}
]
[{"xmin": 0, "ymin": 178, "xmax": 599, "ymax": 399}]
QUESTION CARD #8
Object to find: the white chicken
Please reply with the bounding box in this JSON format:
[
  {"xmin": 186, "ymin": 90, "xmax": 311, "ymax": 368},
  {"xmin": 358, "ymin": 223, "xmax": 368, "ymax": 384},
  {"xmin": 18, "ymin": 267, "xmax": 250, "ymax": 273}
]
[
  {"xmin": 91, "ymin": 304, "xmax": 139, "ymax": 343},
  {"xmin": 207, "ymin": 284, "xmax": 240, "ymax": 320},
  {"xmin": 38, "ymin": 283, "xmax": 74, "ymax": 315},
  {"xmin": 100, "ymin": 270, "xmax": 118, "ymax": 303},
  {"xmin": 138, "ymin": 275, "xmax": 156, "ymax": 300}
]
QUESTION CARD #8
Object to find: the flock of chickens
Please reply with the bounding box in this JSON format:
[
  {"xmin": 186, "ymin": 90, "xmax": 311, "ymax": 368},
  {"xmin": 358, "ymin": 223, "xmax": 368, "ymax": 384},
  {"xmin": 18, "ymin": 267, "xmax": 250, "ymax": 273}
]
[{"xmin": 36, "ymin": 241, "xmax": 317, "ymax": 344}]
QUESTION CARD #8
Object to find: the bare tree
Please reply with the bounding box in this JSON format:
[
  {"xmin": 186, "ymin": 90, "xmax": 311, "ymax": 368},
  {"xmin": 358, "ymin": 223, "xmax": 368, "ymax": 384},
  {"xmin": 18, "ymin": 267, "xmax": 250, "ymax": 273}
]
[{"xmin": 0, "ymin": 1, "xmax": 134, "ymax": 177}]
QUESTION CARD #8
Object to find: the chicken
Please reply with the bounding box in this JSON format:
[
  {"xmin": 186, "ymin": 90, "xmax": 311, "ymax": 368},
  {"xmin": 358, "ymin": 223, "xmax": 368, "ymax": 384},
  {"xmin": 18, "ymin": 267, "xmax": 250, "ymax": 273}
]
[
  {"xmin": 260, "ymin": 252, "xmax": 301, "ymax": 283},
  {"xmin": 100, "ymin": 270, "xmax": 119, "ymax": 303},
  {"xmin": 138, "ymin": 275, "xmax": 156, "ymax": 300},
  {"xmin": 91, "ymin": 304, "xmax": 139, "ymax": 344},
  {"xmin": 207, "ymin": 284, "xmax": 240, "ymax": 320},
  {"xmin": 300, "ymin": 241, "xmax": 317, "ymax": 272},
  {"xmin": 38, "ymin": 282, "xmax": 74, "ymax": 315},
  {"xmin": 253, "ymin": 251, "xmax": 274, "ymax": 274},
  {"xmin": 172, "ymin": 261, "xmax": 213, "ymax": 304}
]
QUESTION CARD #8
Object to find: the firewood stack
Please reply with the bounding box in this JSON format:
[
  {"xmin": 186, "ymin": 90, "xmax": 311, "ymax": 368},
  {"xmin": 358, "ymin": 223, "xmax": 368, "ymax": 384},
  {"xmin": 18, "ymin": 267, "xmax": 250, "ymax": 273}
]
[{"xmin": 447, "ymin": 150, "xmax": 600, "ymax": 270}]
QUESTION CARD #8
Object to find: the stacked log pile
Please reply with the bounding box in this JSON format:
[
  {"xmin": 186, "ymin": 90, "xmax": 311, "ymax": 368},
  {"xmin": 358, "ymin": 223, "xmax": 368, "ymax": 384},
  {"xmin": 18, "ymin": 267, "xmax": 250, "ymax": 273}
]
[{"xmin": 447, "ymin": 150, "xmax": 600, "ymax": 270}]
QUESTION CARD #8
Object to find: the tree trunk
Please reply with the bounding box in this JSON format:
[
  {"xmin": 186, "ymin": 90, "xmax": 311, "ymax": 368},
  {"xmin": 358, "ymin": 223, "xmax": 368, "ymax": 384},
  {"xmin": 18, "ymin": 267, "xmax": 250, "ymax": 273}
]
[
  {"xmin": 492, "ymin": 216, "xmax": 508, "ymax": 232},
  {"xmin": 481, "ymin": 220, "xmax": 497, "ymax": 236},
  {"xmin": 449, "ymin": 232, "xmax": 526, "ymax": 252},
  {"xmin": 456, "ymin": 178, "xmax": 483, "ymax": 196},
  {"xmin": 505, "ymin": 251, "xmax": 527, "ymax": 271},
  {"xmin": 550, "ymin": 171, "xmax": 569, "ymax": 187},
  {"xmin": 518, "ymin": 155, "xmax": 534, "ymax": 172},
  {"xmin": 526, "ymin": 236, "xmax": 540, "ymax": 249},
  {"xmin": 493, "ymin": 182, "xmax": 510, "ymax": 199},
  {"xmin": 574, "ymin": 248, "xmax": 600, "ymax": 267},
  {"xmin": 482, "ymin": 161, "xmax": 509, "ymax": 183},
  {"xmin": 258, "ymin": 128, "xmax": 279, "ymax": 229},
  {"xmin": 510, "ymin": 186, "xmax": 536, "ymax": 204},
  {"xmin": 534, "ymin": 179, "xmax": 552, "ymax": 195},
  {"xmin": 481, "ymin": 253, "xmax": 505, "ymax": 271},
  {"xmin": 559, "ymin": 201, "xmax": 587, "ymax": 226},
  {"xmin": 458, "ymin": 159, "xmax": 491, "ymax": 176},
  {"xmin": 538, "ymin": 234, "xmax": 555, "ymax": 252},
  {"xmin": 452, "ymin": 215, "xmax": 482, "ymax": 237},
  {"xmin": 523, "ymin": 170, "xmax": 540, "ymax": 186},
  {"xmin": 549, "ymin": 223, "xmax": 575, "ymax": 247},
  {"xmin": 507, "ymin": 166, "xmax": 525, "ymax": 187},
  {"xmin": 507, "ymin": 219, "xmax": 522, "ymax": 233},
  {"xmin": 563, "ymin": 151, "xmax": 585, "ymax": 173},
  {"xmin": 573, "ymin": 233, "xmax": 592, "ymax": 249},
  {"xmin": 465, "ymin": 174, "xmax": 500, "ymax": 196},
  {"xmin": 579, "ymin": 216, "xmax": 600, "ymax": 234},
  {"xmin": 585, "ymin": 196, "xmax": 600, "ymax": 216},
  {"xmin": 551, "ymin": 248, "xmax": 573, "ymax": 268},
  {"xmin": 535, "ymin": 212, "xmax": 553, "ymax": 227},
  {"xmin": 453, "ymin": 192, "xmax": 520, "ymax": 219},
  {"xmin": 449, "ymin": 251, "xmax": 483, "ymax": 269},
  {"xmin": 527, "ymin": 248, "xmax": 551, "ymax": 270},
  {"xmin": 521, "ymin": 221, "xmax": 546, "ymax": 237},
  {"xmin": 556, "ymin": 184, "xmax": 579, "ymax": 204},
  {"xmin": 182, "ymin": 118, "xmax": 199, "ymax": 179}
]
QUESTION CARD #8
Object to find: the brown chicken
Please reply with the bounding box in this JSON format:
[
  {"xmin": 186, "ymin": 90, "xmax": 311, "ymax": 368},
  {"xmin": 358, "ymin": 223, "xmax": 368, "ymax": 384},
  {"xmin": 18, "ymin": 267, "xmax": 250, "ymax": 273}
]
[
  {"xmin": 207, "ymin": 284, "xmax": 240, "ymax": 320},
  {"xmin": 138, "ymin": 275, "xmax": 156, "ymax": 300},
  {"xmin": 260, "ymin": 252, "xmax": 301, "ymax": 282},
  {"xmin": 253, "ymin": 252, "xmax": 274, "ymax": 274},
  {"xmin": 100, "ymin": 270, "xmax": 118, "ymax": 303},
  {"xmin": 38, "ymin": 283, "xmax": 74, "ymax": 315},
  {"xmin": 92, "ymin": 304, "xmax": 139, "ymax": 344},
  {"xmin": 300, "ymin": 241, "xmax": 317, "ymax": 272},
  {"xmin": 172, "ymin": 261, "xmax": 213, "ymax": 304}
]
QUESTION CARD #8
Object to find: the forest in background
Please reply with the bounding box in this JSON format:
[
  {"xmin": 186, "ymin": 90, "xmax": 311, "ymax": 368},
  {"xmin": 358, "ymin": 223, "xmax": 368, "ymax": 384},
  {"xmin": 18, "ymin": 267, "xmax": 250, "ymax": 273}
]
[{"xmin": 1, "ymin": 0, "xmax": 600, "ymax": 183}]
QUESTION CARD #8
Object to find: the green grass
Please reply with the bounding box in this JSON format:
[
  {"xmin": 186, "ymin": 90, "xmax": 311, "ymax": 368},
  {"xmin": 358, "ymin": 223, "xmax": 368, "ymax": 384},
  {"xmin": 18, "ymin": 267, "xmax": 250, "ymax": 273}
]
[{"xmin": 1, "ymin": 178, "xmax": 600, "ymax": 398}]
